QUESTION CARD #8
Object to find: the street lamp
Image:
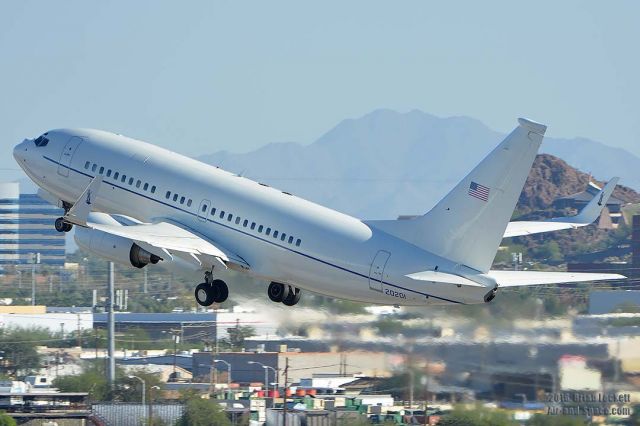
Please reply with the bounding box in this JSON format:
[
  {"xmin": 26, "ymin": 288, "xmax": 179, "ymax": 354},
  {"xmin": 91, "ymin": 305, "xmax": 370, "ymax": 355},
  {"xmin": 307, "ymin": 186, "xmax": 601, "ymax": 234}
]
[
  {"xmin": 128, "ymin": 375, "xmax": 146, "ymax": 410},
  {"xmin": 214, "ymin": 359, "xmax": 231, "ymax": 390},
  {"xmin": 248, "ymin": 361, "xmax": 277, "ymax": 403},
  {"xmin": 149, "ymin": 385, "xmax": 160, "ymax": 425}
]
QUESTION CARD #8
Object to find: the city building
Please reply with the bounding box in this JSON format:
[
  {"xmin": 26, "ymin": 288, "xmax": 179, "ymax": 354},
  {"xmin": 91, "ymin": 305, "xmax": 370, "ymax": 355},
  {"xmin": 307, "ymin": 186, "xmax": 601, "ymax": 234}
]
[{"xmin": 0, "ymin": 182, "xmax": 65, "ymax": 265}]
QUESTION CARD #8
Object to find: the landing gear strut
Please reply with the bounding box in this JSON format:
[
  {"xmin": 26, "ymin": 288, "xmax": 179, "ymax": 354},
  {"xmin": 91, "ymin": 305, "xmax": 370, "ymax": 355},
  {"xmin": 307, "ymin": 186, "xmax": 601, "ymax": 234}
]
[
  {"xmin": 268, "ymin": 282, "xmax": 302, "ymax": 306},
  {"xmin": 194, "ymin": 271, "xmax": 228, "ymax": 306},
  {"xmin": 54, "ymin": 217, "xmax": 72, "ymax": 233}
]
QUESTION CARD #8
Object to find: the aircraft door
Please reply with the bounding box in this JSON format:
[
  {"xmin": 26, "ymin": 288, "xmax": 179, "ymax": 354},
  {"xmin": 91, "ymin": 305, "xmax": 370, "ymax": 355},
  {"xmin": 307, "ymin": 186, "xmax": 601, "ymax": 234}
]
[
  {"xmin": 57, "ymin": 136, "xmax": 83, "ymax": 177},
  {"xmin": 368, "ymin": 250, "xmax": 391, "ymax": 292},
  {"xmin": 197, "ymin": 199, "xmax": 211, "ymax": 222}
]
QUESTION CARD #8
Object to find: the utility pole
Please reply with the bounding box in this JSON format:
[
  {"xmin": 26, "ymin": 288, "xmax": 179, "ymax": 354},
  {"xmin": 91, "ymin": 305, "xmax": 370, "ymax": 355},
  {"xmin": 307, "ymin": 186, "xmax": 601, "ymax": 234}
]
[
  {"xmin": 31, "ymin": 252, "xmax": 40, "ymax": 306},
  {"xmin": 143, "ymin": 268, "xmax": 148, "ymax": 294},
  {"xmin": 107, "ymin": 261, "xmax": 115, "ymax": 390},
  {"xmin": 283, "ymin": 357, "xmax": 289, "ymax": 426},
  {"xmin": 77, "ymin": 314, "xmax": 82, "ymax": 348}
]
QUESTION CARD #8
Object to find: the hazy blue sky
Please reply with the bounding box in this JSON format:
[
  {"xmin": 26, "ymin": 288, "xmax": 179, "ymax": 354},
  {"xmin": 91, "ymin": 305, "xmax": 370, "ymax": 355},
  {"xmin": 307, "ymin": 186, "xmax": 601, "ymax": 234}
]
[{"xmin": 1, "ymin": 1, "xmax": 639, "ymax": 181}]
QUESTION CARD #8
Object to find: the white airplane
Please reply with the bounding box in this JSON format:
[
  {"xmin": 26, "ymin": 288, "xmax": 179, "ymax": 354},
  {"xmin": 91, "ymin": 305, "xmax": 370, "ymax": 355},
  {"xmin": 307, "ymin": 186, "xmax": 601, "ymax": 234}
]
[{"xmin": 13, "ymin": 118, "xmax": 624, "ymax": 307}]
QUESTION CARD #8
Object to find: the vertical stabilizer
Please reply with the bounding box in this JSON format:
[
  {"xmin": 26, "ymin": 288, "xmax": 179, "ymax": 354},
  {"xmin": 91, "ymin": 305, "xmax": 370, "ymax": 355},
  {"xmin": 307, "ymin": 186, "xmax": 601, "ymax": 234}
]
[{"xmin": 368, "ymin": 118, "xmax": 546, "ymax": 272}]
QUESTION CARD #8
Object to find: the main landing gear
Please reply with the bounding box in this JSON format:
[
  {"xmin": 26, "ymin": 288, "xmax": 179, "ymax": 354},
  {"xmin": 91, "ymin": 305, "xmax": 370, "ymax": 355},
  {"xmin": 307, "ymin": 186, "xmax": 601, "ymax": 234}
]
[
  {"xmin": 54, "ymin": 217, "xmax": 73, "ymax": 233},
  {"xmin": 268, "ymin": 282, "xmax": 302, "ymax": 306},
  {"xmin": 195, "ymin": 271, "xmax": 229, "ymax": 306}
]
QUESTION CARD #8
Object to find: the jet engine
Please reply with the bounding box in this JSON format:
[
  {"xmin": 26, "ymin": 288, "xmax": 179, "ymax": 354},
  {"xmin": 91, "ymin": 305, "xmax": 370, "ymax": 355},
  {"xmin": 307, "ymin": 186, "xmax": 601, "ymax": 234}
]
[{"xmin": 75, "ymin": 226, "xmax": 161, "ymax": 269}]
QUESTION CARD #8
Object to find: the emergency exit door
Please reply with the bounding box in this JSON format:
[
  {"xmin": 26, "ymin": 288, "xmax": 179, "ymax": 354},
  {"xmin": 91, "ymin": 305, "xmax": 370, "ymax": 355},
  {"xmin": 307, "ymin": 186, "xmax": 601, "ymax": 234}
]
[{"xmin": 368, "ymin": 250, "xmax": 390, "ymax": 292}]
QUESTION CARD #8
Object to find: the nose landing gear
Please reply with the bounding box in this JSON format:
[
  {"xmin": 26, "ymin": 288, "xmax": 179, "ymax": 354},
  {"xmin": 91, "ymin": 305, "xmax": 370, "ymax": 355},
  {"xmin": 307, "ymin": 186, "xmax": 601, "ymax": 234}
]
[
  {"xmin": 54, "ymin": 217, "xmax": 73, "ymax": 233},
  {"xmin": 194, "ymin": 271, "xmax": 229, "ymax": 306},
  {"xmin": 268, "ymin": 282, "xmax": 301, "ymax": 306}
]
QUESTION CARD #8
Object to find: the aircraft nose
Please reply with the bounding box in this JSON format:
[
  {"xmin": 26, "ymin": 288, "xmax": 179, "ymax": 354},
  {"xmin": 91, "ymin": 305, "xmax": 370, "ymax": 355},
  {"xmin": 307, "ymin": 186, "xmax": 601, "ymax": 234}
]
[{"xmin": 13, "ymin": 139, "xmax": 30, "ymax": 164}]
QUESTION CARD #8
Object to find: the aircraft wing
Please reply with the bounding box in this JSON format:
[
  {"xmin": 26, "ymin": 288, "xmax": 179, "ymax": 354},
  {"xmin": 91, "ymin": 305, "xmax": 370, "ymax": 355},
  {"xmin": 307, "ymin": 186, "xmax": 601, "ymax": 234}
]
[
  {"xmin": 503, "ymin": 177, "xmax": 618, "ymax": 238},
  {"xmin": 88, "ymin": 220, "xmax": 250, "ymax": 270},
  {"xmin": 488, "ymin": 270, "xmax": 625, "ymax": 287}
]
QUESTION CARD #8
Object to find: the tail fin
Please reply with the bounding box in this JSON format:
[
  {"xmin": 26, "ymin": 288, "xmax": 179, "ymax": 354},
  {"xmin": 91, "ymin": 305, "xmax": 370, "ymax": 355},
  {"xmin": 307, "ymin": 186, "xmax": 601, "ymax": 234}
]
[{"xmin": 368, "ymin": 118, "xmax": 546, "ymax": 272}]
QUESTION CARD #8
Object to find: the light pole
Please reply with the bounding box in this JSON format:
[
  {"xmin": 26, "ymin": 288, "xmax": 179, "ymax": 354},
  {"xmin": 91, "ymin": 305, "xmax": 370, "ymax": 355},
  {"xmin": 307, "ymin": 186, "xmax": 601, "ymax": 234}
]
[
  {"xmin": 214, "ymin": 359, "xmax": 231, "ymax": 392},
  {"xmin": 149, "ymin": 385, "xmax": 160, "ymax": 424},
  {"xmin": 128, "ymin": 375, "xmax": 146, "ymax": 420},
  {"xmin": 248, "ymin": 361, "xmax": 277, "ymax": 407}
]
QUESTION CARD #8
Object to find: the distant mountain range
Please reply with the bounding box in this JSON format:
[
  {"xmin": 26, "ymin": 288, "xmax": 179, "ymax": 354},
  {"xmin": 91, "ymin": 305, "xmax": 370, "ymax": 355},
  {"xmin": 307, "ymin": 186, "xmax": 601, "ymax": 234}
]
[{"xmin": 199, "ymin": 109, "xmax": 640, "ymax": 219}]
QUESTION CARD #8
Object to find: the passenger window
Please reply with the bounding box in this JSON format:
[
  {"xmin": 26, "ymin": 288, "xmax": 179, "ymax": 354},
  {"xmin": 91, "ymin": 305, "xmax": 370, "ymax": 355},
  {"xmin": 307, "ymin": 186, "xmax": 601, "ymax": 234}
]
[
  {"xmin": 227, "ymin": 214, "xmax": 233, "ymax": 222},
  {"xmin": 121, "ymin": 175, "xmax": 127, "ymax": 183},
  {"xmin": 114, "ymin": 172, "xmax": 119, "ymax": 180},
  {"xmin": 143, "ymin": 183, "xmax": 149, "ymax": 191},
  {"xmin": 243, "ymin": 220, "xmax": 248, "ymax": 227},
  {"xmin": 151, "ymin": 186, "xmax": 156, "ymax": 193},
  {"xmin": 251, "ymin": 222, "xmax": 256, "ymax": 230},
  {"xmin": 288, "ymin": 236, "xmax": 293, "ymax": 244},
  {"xmin": 136, "ymin": 180, "xmax": 141, "ymax": 188},
  {"xmin": 166, "ymin": 191, "xmax": 171, "ymax": 199},
  {"xmin": 92, "ymin": 164, "xmax": 97, "ymax": 172},
  {"xmin": 220, "ymin": 211, "xmax": 225, "ymax": 219},
  {"xmin": 187, "ymin": 199, "xmax": 192, "ymax": 207},
  {"xmin": 235, "ymin": 217, "xmax": 241, "ymax": 225},
  {"xmin": 211, "ymin": 208, "xmax": 216, "ymax": 216},
  {"xmin": 266, "ymin": 228, "xmax": 271, "ymax": 236},
  {"xmin": 180, "ymin": 196, "xmax": 185, "ymax": 204},
  {"xmin": 84, "ymin": 161, "xmax": 90, "ymax": 170},
  {"xmin": 173, "ymin": 194, "xmax": 178, "ymax": 202},
  {"xmin": 258, "ymin": 225, "xmax": 263, "ymax": 233},
  {"xmin": 296, "ymin": 239, "xmax": 301, "ymax": 247},
  {"xmin": 202, "ymin": 204, "xmax": 208, "ymax": 212},
  {"xmin": 273, "ymin": 230, "xmax": 279, "ymax": 238},
  {"xmin": 128, "ymin": 178, "xmax": 134, "ymax": 185},
  {"xmin": 107, "ymin": 169, "xmax": 112, "ymax": 177},
  {"xmin": 99, "ymin": 167, "xmax": 105, "ymax": 174},
  {"xmin": 281, "ymin": 233, "xmax": 286, "ymax": 241}
]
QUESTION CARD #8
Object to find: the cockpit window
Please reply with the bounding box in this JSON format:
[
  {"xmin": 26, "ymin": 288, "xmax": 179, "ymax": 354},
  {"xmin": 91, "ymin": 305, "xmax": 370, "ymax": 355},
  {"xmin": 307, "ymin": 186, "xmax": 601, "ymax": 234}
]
[{"xmin": 34, "ymin": 136, "xmax": 49, "ymax": 147}]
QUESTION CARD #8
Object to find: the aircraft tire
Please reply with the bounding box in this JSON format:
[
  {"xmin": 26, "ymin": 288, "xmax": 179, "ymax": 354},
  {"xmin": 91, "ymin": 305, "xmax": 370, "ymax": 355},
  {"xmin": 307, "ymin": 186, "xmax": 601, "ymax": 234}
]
[
  {"xmin": 282, "ymin": 287, "xmax": 301, "ymax": 306},
  {"xmin": 212, "ymin": 279, "xmax": 228, "ymax": 303},
  {"xmin": 195, "ymin": 282, "xmax": 215, "ymax": 306},
  {"xmin": 55, "ymin": 217, "xmax": 66, "ymax": 232},
  {"xmin": 268, "ymin": 282, "xmax": 289, "ymax": 303}
]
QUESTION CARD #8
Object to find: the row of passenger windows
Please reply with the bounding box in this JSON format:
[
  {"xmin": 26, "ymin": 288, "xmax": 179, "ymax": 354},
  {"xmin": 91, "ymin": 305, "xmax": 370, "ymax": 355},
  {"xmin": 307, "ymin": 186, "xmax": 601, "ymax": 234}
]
[
  {"xmin": 84, "ymin": 161, "xmax": 157, "ymax": 194},
  {"xmin": 83, "ymin": 160, "xmax": 302, "ymax": 248},
  {"xmin": 165, "ymin": 191, "xmax": 193, "ymax": 207},
  {"xmin": 200, "ymin": 202, "xmax": 302, "ymax": 247}
]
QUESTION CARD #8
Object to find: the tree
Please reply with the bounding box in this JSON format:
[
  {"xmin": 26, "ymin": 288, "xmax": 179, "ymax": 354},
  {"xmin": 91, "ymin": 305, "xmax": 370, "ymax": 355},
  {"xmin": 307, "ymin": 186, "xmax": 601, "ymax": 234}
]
[
  {"xmin": 0, "ymin": 412, "xmax": 16, "ymax": 426},
  {"xmin": 175, "ymin": 397, "xmax": 231, "ymax": 426},
  {"xmin": 438, "ymin": 405, "xmax": 517, "ymax": 426},
  {"xmin": 223, "ymin": 322, "xmax": 255, "ymax": 351},
  {"xmin": 527, "ymin": 414, "xmax": 587, "ymax": 425},
  {"xmin": 0, "ymin": 327, "xmax": 47, "ymax": 377}
]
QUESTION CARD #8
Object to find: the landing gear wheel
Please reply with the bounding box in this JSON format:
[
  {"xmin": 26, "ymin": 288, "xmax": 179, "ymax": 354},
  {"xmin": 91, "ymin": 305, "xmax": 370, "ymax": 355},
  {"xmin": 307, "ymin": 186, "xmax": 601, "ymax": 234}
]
[
  {"xmin": 268, "ymin": 282, "xmax": 290, "ymax": 303},
  {"xmin": 282, "ymin": 287, "xmax": 301, "ymax": 306},
  {"xmin": 55, "ymin": 217, "xmax": 73, "ymax": 233},
  {"xmin": 211, "ymin": 279, "xmax": 228, "ymax": 303},
  {"xmin": 195, "ymin": 282, "xmax": 215, "ymax": 307}
]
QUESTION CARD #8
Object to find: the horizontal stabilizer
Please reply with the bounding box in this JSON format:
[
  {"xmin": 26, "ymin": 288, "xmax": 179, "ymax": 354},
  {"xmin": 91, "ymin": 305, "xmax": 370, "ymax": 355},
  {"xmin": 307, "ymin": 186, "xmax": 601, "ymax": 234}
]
[
  {"xmin": 406, "ymin": 271, "xmax": 485, "ymax": 287},
  {"xmin": 488, "ymin": 270, "xmax": 625, "ymax": 287},
  {"xmin": 504, "ymin": 177, "xmax": 618, "ymax": 238}
]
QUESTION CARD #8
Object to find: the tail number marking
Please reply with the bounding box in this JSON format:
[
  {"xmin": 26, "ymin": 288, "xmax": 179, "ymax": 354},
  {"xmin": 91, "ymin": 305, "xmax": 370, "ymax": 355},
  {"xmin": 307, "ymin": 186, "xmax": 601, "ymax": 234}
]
[{"xmin": 385, "ymin": 289, "xmax": 406, "ymax": 299}]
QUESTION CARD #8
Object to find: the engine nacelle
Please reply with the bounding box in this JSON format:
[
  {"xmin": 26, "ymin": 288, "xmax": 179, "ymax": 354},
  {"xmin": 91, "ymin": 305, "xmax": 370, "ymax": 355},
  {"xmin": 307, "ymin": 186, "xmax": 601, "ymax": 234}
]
[{"xmin": 75, "ymin": 227, "xmax": 161, "ymax": 268}]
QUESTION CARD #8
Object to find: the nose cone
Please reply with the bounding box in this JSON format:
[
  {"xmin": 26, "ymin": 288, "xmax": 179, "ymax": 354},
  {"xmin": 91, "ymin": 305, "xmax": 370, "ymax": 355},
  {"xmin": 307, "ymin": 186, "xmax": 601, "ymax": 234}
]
[{"xmin": 13, "ymin": 139, "xmax": 30, "ymax": 168}]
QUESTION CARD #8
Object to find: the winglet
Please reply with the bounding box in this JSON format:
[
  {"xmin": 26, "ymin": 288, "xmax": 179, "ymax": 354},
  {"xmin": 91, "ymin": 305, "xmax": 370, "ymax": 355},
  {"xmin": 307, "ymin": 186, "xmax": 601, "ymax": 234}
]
[
  {"xmin": 555, "ymin": 177, "xmax": 619, "ymax": 224},
  {"xmin": 64, "ymin": 176, "xmax": 103, "ymax": 226}
]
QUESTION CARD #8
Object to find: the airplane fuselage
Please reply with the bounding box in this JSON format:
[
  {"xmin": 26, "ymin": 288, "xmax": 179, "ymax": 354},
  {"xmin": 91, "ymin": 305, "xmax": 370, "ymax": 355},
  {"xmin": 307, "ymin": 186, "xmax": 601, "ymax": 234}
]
[{"xmin": 14, "ymin": 129, "xmax": 494, "ymax": 306}]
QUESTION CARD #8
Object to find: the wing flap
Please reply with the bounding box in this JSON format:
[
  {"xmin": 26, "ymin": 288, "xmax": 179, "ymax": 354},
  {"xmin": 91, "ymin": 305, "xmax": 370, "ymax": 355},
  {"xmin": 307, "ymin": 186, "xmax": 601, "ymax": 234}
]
[{"xmin": 489, "ymin": 270, "xmax": 625, "ymax": 287}]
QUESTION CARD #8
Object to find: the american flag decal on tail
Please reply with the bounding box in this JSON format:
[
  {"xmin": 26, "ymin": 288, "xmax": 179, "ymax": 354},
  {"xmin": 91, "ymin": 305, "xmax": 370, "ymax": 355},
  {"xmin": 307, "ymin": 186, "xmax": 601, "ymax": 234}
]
[{"xmin": 468, "ymin": 181, "xmax": 489, "ymax": 201}]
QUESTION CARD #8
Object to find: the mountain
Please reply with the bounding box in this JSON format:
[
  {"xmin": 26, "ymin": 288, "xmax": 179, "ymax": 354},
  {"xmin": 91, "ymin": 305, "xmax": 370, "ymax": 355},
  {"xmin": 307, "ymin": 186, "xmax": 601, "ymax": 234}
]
[{"xmin": 198, "ymin": 109, "xmax": 640, "ymax": 220}]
